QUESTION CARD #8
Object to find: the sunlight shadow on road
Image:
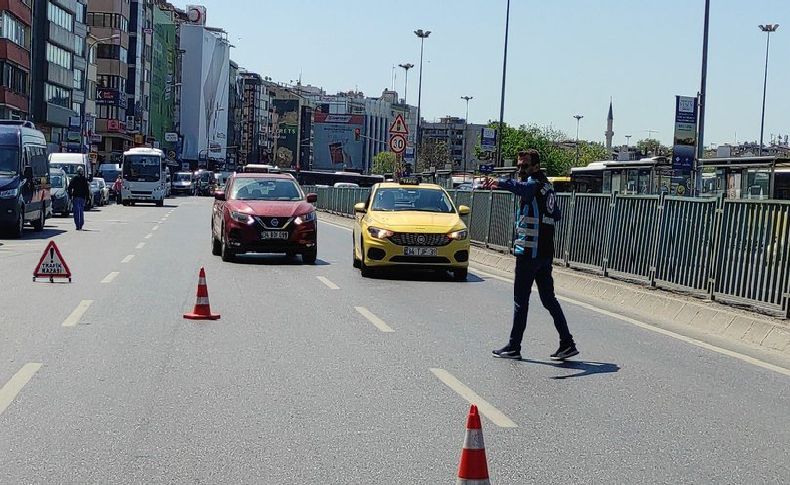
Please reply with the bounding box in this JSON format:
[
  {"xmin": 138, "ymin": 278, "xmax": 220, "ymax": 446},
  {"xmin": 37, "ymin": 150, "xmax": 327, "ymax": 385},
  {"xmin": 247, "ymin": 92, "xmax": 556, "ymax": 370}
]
[{"xmin": 521, "ymin": 359, "xmax": 621, "ymax": 379}]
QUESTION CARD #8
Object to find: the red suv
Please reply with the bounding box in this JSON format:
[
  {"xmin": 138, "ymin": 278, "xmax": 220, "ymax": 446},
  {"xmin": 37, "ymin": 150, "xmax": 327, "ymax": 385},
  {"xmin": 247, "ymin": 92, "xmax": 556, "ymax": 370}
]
[{"xmin": 211, "ymin": 173, "xmax": 318, "ymax": 263}]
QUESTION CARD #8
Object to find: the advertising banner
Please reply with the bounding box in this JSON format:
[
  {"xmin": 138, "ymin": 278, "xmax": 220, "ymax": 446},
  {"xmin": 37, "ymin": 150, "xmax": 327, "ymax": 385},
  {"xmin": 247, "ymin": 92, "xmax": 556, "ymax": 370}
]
[
  {"xmin": 96, "ymin": 88, "xmax": 128, "ymax": 109},
  {"xmin": 272, "ymin": 99, "xmax": 300, "ymax": 168},
  {"xmin": 312, "ymin": 112, "xmax": 365, "ymax": 170},
  {"xmin": 481, "ymin": 127, "xmax": 497, "ymax": 151},
  {"xmin": 671, "ymin": 96, "xmax": 698, "ymax": 172}
]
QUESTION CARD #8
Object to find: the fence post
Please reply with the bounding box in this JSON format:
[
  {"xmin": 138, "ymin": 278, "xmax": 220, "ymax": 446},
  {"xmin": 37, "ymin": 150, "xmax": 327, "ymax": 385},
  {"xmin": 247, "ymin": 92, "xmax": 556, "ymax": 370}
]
[
  {"xmin": 602, "ymin": 192, "xmax": 618, "ymax": 276},
  {"xmin": 484, "ymin": 190, "xmax": 494, "ymax": 248},
  {"xmin": 563, "ymin": 192, "xmax": 575, "ymax": 267},
  {"xmin": 708, "ymin": 194, "xmax": 726, "ymax": 301},
  {"xmin": 648, "ymin": 193, "xmax": 666, "ymax": 287}
]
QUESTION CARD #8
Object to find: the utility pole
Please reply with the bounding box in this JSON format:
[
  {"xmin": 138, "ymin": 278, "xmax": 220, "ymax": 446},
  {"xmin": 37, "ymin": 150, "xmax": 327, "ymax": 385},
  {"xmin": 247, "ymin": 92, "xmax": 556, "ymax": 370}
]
[
  {"xmin": 461, "ymin": 96, "xmax": 473, "ymax": 174},
  {"xmin": 398, "ymin": 63, "xmax": 414, "ymax": 103},
  {"xmin": 573, "ymin": 114, "xmax": 583, "ymax": 164},
  {"xmin": 696, "ymin": 0, "xmax": 710, "ymax": 194},
  {"xmin": 758, "ymin": 24, "xmax": 779, "ymax": 156},
  {"xmin": 414, "ymin": 30, "xmax": 431, "ymax": 165},
  {"xmin": 495, "ymin": 0, "xmax": 511, "ymax": 167}
]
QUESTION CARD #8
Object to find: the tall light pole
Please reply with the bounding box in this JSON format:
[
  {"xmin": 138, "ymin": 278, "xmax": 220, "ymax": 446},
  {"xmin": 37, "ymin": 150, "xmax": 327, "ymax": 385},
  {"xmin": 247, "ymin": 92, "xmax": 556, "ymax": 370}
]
[
  {"xmin": 696, "ymin": 0, "xmax": 710, "ymax": 195},
  {"xmin": 573, "ymin": 114, "xmax": 583, "ymax": 164},
  {"xmin": 495, "ymin": 0, "xmax": 511, "ymax": 167},
  {"xmin": 414, "ymin": 29, "xmax": 431, "ymax": 165},
  {"xmin": 461, "ymin": 96, "xmax": 473, "ymax": 174},
  {"xmin": 398, "ymin": 63, "xmax": 414, "ymax": 103},
  {"xmin": 758, "ymin": 24, "xmax": 779, "ymax": 156}
]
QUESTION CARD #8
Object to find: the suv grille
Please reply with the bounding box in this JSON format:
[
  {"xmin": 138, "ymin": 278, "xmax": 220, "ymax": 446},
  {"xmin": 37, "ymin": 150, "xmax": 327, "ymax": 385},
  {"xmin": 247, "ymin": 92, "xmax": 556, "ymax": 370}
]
[
  {"xmin": 389, "ymin": 232, "xmax": 451, "ymax": 247},
  {"xmin": 255, "ymin": 217, "xmax": 293, "ymax": 229}
]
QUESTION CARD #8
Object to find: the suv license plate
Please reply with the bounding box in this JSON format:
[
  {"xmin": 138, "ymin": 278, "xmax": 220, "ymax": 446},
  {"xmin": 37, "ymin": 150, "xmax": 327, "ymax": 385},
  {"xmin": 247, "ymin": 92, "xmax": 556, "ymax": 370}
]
[
  {"xmin": 404, "ymin": 247, "xmax": 438, "ymax": 257},
  {"xmin": 261, "ymin": 231, "xmax": 289, "ymax": 240}
]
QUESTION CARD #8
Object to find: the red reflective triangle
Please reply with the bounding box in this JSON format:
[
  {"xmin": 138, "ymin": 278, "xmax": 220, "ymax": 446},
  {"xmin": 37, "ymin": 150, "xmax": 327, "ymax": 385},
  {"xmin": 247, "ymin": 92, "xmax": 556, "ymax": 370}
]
[{"xmin": 33, "ymin": 241, "xmax": 72, "ymax": 278}]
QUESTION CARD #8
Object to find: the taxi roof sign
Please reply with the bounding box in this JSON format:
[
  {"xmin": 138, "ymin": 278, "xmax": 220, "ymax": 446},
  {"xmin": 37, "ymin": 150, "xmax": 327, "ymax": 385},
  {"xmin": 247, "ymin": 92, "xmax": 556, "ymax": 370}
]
[
  {"xmin": 399, "ymin": 176, "xmax": 420, "ymax": 186},
  {"xmin": 33, "ymin": 241, "xmax": 72, "ymax": 282}
]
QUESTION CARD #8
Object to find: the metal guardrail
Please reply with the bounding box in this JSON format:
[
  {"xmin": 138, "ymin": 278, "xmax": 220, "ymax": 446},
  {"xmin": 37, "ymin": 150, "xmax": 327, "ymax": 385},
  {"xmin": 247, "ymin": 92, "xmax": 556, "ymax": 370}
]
[{"xmin": 304, "ymin": 185, "xmax": 790, "ymax": 318}]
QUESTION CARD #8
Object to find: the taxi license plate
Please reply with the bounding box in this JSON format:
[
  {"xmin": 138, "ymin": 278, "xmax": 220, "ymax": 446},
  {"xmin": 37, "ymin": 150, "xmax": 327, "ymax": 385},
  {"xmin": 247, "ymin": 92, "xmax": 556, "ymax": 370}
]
[
  {"xmin": 261, "ymin": 231, "xmax": 289, "ymax": 240},
  {"xmin": 404, "ymin": 247, "xmax": 438, "ymax": 257}
]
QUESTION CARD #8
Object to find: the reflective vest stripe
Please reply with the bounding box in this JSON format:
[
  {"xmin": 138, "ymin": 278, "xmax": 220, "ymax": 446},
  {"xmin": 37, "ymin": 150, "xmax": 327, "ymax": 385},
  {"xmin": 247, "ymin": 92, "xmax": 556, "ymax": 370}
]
[
  {"xmin": 516, "ymin": 228, "xmax": 539, "ymax": 237},
  {"xmin": 514, "ymin": 239, "xmax": 538, "ymax": 249}
]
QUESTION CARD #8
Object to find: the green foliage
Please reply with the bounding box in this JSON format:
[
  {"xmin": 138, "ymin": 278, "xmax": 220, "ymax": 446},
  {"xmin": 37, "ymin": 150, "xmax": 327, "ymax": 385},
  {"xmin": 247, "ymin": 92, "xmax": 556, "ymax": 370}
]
[
  {"xmin": 372, "ymin": 151, "xmax": 397, "ymax": 174},
  {"xmin": 417, "ymin": 139, "xmax": 451, "ymax": 172},
  {"xmin": 637, "ymin": 138, "xmax": 670, "ymax": 156}
]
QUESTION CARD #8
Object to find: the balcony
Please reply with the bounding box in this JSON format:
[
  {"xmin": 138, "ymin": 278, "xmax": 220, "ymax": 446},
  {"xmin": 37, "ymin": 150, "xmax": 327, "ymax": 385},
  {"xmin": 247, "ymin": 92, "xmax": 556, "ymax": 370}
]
[
  {"xmin": 0, "ymin": 39, "xmax": 30, "ymax": 69},
  {"xmin": 0, "ymin": 0, "xmax": 32, "ymax": 26},
  {"xmin": 0, "ymin": 87, "xmax": 28, "ymax": 113}
]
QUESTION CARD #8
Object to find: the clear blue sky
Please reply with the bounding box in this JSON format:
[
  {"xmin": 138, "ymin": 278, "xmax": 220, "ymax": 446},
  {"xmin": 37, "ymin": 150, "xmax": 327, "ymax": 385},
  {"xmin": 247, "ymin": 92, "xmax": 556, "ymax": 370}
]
[{"xmin": 172, "ymin": 0, "xmax": 788, "ymax": 147}]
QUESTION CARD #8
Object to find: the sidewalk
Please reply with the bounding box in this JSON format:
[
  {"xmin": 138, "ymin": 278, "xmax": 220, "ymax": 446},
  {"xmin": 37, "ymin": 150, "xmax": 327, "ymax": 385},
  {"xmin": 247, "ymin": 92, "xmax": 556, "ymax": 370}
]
[{"xmin": 319, "ymin": 211, "xmax": 790, "ymax": 367}]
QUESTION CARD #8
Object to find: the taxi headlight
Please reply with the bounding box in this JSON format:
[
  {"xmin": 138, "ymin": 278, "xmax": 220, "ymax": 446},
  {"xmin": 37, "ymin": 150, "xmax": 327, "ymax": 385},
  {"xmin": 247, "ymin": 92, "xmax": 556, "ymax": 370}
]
[
  {"xmin": 0, "ymin": 187, "xmax": 18, "ymax": 199},
  {"xmin": 447, "ymin": 229, "xmax": 468, "ymax": 241},
  {"xmin": 368, "ymin": 226, "xmax": 394, "ymax": 239},
  {"xmin": 230, "ymin": 211, "xmax": 254, "ymax": 225},
  {"xmin": 295, "ymin": 211, "xmax": 316, "ymax": 225}
]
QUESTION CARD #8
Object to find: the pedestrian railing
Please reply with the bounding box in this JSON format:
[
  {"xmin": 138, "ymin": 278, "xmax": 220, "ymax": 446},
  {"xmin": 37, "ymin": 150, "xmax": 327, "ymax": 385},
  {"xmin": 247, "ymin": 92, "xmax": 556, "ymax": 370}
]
[{"xmin": 304, "ymin": 185, "xmax": 790, "ymax": 318}]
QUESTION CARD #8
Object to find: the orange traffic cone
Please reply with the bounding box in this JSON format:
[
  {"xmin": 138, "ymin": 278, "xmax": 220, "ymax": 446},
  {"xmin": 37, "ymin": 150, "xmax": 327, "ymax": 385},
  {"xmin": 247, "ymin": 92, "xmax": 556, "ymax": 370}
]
[
  {"xmin": 457, "ymin": 404, "xmax": 491, "ymax": 484},
  {"xmin": 183, "ymin": 267, "xmax": 221, "ymax": 320}
]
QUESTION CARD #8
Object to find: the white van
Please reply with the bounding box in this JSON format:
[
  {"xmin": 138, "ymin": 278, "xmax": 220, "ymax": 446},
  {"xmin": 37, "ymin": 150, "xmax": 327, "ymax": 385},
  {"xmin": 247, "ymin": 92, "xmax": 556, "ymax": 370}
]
[{"xmin": 48, "ymin": 153, "xmax": 92, "ymax": 178}]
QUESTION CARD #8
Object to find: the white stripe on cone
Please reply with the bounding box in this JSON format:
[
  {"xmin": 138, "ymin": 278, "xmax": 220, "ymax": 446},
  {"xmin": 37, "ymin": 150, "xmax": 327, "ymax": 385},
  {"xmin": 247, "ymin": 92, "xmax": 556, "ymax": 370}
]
[
  {"xmin": 198, "ymin": 278, "xmax": 207, "ymax": 285},
  {"xmin": 457, "ymin": 479, "xmax": 491, "ymax": 485},
  {"xmin": 463, "ymin": 428, "xmax": 485, "ymax": 450},
  {"xmin": 195, "ymin": 297, "xmax": 210, "ymax": 305}
]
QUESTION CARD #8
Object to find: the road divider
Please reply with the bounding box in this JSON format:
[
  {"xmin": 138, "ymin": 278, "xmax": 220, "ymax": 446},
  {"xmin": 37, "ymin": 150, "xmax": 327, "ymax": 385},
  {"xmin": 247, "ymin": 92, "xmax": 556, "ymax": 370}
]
[
  {"xmin": 0, "ymin": 363, "xmax": 42, "ymax": 416},
  {"xmin": 354, "ymin": 307, "xmax": 394, "ymax": 333},
  {"xmin": 430, "ymin": 368, "xmax": 517, "ymax": 428},
  {"xmin": 122, "ymin": 255, "xmax": 135, "ymax": 264},
  {"xmin": 62, "ymin": 300, "xmax": 94, "ymax": 327},
  {"xmin": 101, "ymin": 272, "xmax": 119, "ymax": 284},
  {"xmin": 316, "ymin": 276, "xmax": 340, "ymax": 290}
]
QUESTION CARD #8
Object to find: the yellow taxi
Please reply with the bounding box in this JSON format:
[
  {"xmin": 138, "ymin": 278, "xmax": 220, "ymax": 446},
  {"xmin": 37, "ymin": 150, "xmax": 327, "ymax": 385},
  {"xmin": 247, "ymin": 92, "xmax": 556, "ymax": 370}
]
[{"xmin": 352, "ymin": 178, "xmax": 471, "ymax": 280}]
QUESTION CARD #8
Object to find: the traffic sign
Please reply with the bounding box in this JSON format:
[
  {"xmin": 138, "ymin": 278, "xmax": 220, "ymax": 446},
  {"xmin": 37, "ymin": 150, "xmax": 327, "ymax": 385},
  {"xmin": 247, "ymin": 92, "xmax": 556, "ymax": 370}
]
[
  {"xmin": 389, "ymin": 114, "xmax": 409, "ymax": 135},
  {"xmin": 389, "ymin": 134, "xmax": 407, "ymax": 154},
  {"xmin": 33, "ymin": 241, "xmax": 72, "ymax": 283}
]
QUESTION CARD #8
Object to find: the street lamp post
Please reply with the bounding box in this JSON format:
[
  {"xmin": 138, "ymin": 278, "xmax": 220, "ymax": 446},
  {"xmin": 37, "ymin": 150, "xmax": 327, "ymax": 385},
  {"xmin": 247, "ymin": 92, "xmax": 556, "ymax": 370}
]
[
  {"xmin": 758, "ymin": 24, "xmax": 779, "ymax": 156},
  {"xmin": 461, "ymin": 96, "xmax": 473, "ymax": 174},
  {"xmin": 573, "ymin": 114, "xmax": 583, "ymax": 164},
  {"xmin": 696, "ymin": 0, "xmax": 710, "ymax": 195},
  {"xmin": 414, "ymin": 30, "xmax": 431, "ymax": 165},
  {"xmin": 398, "ymin": 63, "xmax": 414, "ymax": 103},
  {"xmin": 495, "ymin": 0, "xmax": 511, "ymax": 167}
]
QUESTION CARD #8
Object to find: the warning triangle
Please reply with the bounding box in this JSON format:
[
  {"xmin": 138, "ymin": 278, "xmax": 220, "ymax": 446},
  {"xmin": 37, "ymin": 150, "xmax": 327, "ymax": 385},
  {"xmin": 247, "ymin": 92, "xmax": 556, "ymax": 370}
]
[
  {"xmin": 389, "ymin": 114, "xmax": 409, "ymax": 135},
  {"xmin": 34, "ymin": 241, "xmax": 72, "ymax": 280}
]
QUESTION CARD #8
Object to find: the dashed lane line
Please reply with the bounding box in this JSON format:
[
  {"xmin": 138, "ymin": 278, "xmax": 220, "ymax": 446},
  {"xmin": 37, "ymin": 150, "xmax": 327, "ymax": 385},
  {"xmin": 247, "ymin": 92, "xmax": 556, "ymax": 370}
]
[
  {"xmin": 144, "ymin": 234, "xmax": 153, "ymax": 239},
  {"xmin": 122, "ymin": 255, "xmax": 135, "ymax": 264},
  {"xmin": 152, "ymin": 226, "xmax": 159, "ymax": 231},
  {"xmin": 0, "ymin": 363, "xmax": 43, "ymax": 416},
  {"xmin": 354, "ymin": 307, "xmax": 394, "ymax": 333},
  {"xmin": 101, "ymin": 272, "xmax": 120, "ymax": 284},
  {"xmin": 62, "ymin": 300, "xmax": 94, "ymax": 327},
  {"xmin": 136, "ymin": 243, "xmax": 146, "ymax": 249},
  {"xmin": 316, "ymin": 276, "xmax": 340, "ymax": 290},
  {"xmin": 430, "ymin": 368, "xmax": 518, "ymax": 428}
]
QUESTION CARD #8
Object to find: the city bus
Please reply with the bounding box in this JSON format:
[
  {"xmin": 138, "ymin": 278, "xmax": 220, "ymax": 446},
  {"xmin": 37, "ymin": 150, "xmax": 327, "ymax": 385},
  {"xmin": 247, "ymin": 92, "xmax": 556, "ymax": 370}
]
[{"xmin": 121, "ymin": 147, "xmax": 167, "ymax": 206}]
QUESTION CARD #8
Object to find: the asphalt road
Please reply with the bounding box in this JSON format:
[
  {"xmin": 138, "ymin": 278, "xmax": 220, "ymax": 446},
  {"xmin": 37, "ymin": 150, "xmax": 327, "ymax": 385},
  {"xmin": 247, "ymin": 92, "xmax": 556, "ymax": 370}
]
[{"xmin": 0, "ymin": 197, "xmax": 788, "ymax": 484}]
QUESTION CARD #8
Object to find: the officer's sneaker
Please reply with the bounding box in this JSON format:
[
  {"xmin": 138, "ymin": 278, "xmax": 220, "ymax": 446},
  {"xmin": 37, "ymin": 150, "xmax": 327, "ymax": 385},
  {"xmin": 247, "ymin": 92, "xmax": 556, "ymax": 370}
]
[
  {"xmin": 551, "ymin": 343, "xmax": 579, "ymax": 361},
  {"xmin": 492, "ymin": 345, "xmax": 522, "ymax": 360}
]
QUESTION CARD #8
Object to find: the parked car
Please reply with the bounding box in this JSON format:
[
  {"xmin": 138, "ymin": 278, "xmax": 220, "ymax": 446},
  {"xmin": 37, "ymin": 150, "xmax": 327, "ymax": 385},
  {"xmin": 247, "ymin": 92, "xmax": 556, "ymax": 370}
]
[
  {"xmin": 211, "ymin": 173, "xmax": 318, "ymax": 263},
  {"xmin": 49, "ymin": 168, "xmax": 72, "ymax": 216},
  {"xmin": 91, "ymin": 178, "xmax": 110, "ymax": 206},
  {"xmin": 88, "ymin": 179, "xmax": 102, "ymax": 208}
]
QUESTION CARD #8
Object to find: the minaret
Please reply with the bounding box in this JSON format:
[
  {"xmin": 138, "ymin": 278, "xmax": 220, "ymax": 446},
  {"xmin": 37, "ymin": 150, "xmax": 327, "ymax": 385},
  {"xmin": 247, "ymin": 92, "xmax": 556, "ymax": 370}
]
[{"xmin": 605, "ymin": 99, "xmax": 614, "ymax": 151}]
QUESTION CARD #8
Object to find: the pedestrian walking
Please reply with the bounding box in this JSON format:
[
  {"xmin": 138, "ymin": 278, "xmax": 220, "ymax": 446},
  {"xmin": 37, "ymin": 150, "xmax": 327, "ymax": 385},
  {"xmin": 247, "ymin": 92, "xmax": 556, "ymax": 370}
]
[
  {"xmin": 67, "ymin": 167, "xmax": 90, "ymax": 231},
  {"xmin": 113, "ymin": 175, "xmax": 123, "ymax": 204},
  {"xmin": 486, "ymin": 149, "xmax": 579, "ymax": 361}
]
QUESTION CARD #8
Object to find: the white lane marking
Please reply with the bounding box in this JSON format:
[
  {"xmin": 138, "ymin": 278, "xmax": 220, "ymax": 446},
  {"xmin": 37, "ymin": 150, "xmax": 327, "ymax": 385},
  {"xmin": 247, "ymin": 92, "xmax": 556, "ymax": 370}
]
[
  {"xmin": 152, "ymin": 226, "xmax": 159, "ymax": 231},
  {"xmin": 62, "ymin": 300, "xmax": 94, "ymax": 327},
  {"xmin": 319, "ymin": 220, "xmax": 353, "ymax": 232},
  {"xmin": 316, "ymin": 276, "xmax": 340, "ymax": 290},
  {"xmin": 101, "ymin": 272, "xmax": 120, "ymax": 284},
  {"xmin": 354, "ymin": 307, "xmax": 394, "ymax": 333},
  {"xmin": 470, "ymin": 266, "xmax": 516, "ymax": 284},
  {"xmin": 474, "ymin": 268, "xmax": 790, "ymax": 377},
  {"xmin": 430, "ymin": 368, "xmax": 518, "ymax": 428},
  {"xmin": 0, "ymin": 363, "xmax": 43, "ymax": 416},
  {"xmin": 136, "ymin": 243, "xmax": 146, "ymax": 249},
  {"xmin": 144, "ymin": 233, "xmax": 153, "ymax": 239},
  {"xmin": 122, "ymin": 255, "xmax": 135, "ymax": 264}
]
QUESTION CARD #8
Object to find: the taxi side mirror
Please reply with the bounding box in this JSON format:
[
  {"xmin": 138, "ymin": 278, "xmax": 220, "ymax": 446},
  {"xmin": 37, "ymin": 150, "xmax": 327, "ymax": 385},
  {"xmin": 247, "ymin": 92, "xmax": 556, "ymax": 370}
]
[
  {"xmin": 214, "ymin": 191, "xmax": 226, "ymax": 201},
  {"xmin": 458, "ymin": 205, "xmax": 471, "ymax": 216},
  {"xmin": 354, "ymin": 202, "xmax": 367, "ymax": 214},
  {"xmin": 306, "ymin": 193, "xmax": 318, "ymax": 203}
]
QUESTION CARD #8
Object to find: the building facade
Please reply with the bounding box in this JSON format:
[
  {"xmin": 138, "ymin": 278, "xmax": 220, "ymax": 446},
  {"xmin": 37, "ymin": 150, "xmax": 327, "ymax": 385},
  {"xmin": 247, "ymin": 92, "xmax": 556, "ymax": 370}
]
[
  {"xmin": 126, "ymin": 0, "xmax": 152, "ymax": 145},
  {"xmin": 149, "ymin": 2, "xmax": 176, "ymax": 149},
  {"xmin": 420, "ymin": 116, "xmax": 486, "ymax": 171},
  {"xmin": 0, "ymin": 0, "xmax": 32, "ymax": 121},
  {"xmin": 87, "ymin": 0, "xmax": 131, "ymax": 164},
  {"xmin": 31, "ymin": 0, "xmax": 89, "ymax": 152}
]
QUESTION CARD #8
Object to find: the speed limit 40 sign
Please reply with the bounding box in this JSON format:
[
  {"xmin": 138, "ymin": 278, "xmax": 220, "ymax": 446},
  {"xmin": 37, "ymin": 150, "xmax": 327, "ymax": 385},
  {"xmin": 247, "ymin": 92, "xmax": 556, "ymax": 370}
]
[{"xmin": 389, "ymin": 134, "xmax": 407, "ymax": 155}]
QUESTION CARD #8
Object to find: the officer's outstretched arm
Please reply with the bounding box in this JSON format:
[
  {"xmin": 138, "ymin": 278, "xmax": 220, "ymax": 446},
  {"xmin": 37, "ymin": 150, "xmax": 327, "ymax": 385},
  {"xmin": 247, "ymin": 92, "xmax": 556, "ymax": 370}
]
[{"xmin": 496, "ymin": 178, "xmax": 536, "ymax": 200}]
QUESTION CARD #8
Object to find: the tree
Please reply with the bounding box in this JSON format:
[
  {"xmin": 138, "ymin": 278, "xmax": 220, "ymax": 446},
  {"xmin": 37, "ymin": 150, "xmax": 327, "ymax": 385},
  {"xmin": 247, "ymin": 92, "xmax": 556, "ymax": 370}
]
[
  {"xmin": 417, "ymin": 138, "xmax": 451, "ymax": 172},
  {"xmin": 637, "ymin": 138, "xmax": 670, "ymax": 157},
  {"xmin": 371, "ymin": 151, "xmax": 397, "ymax": 175}
]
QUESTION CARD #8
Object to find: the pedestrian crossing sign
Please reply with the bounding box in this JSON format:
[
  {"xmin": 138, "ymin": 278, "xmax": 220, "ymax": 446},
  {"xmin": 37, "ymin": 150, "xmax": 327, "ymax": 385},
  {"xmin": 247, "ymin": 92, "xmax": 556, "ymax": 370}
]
[{"xmin": 33, "ymin": 241, "xmax": 72, "ymax": 282}]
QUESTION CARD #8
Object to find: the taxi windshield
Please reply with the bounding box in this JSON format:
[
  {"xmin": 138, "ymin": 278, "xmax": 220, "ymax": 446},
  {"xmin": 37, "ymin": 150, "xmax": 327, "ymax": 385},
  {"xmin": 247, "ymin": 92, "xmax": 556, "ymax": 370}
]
[
  {"xmin": 372, "ymin": 187, "xmax": 454, "ymax": 213},
  {"xmin": 230, "ymin": 178, "xmax": 302, "ymax": 201}
]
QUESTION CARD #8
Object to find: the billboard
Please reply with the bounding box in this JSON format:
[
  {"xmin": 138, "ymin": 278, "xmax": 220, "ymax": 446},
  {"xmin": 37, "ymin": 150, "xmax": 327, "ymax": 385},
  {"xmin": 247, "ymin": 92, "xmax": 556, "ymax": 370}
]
[
  {"xmin": 272, "ymin": 99, "xmax": 300, "ymax": 169},
  {"xmin": 312, "ymin": 112, "xmax": 365, "ymax": 171},
  {"xmin": 481, "ymin": 127, "xmax": 497, "ymax": 151},
  {"xmin": 671, "ymin": 96, "xmax": 698, "ymax": 172}
]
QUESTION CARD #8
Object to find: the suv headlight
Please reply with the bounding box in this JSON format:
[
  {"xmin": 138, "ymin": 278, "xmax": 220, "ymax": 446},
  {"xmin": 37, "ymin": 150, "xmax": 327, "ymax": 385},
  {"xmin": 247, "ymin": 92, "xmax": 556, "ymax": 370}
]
[
  {"xmin": 295, "ymin": 211, "xmax": 316, "ymax": 225},
  {"xmin": 0, "ymin": 187, "xmax": 19, "ymax": 199},
  {"xmin": 230, "ymin": 211, "xmax": 254, "ymax": 225},
  {"xmin": 368, "ymin": 226, "xmax": 394, "ymax": 239},
  {"xmin": 447, "ymin": 229, "xmax": 468, "ymax": 240}
]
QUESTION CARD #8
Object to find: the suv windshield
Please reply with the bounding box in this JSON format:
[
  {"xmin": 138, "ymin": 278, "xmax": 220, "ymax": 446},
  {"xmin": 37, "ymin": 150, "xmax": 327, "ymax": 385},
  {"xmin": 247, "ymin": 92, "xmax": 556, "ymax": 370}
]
[
  {"xmin": 51, "ymin": 174, "xmax": 65, "ymax": 188},
  {"xmin": 230, "ymin": 178, "xmax": 302, "ymax": 201},
  {"xmin": 0, "ymin": 146, "xmax": 19, "ymax": 175},
  {"xmin": 50, "ymin": 163, "xmax": 82, "ymax": 175},
  {"xmin": 371, "ymin": 187, "xmax": 454, "ymax": 213},
  {"xmin": 175, "ymin": 173, "xmax": 191, "ymax": 182},
  {"xmin": 123, "ymin": 155, "xmax": 161, "ymax": 182}
]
